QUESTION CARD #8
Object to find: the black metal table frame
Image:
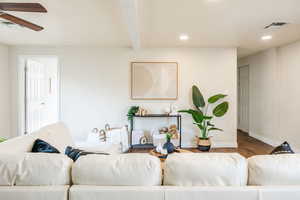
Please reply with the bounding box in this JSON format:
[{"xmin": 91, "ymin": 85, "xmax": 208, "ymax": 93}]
[{"xmin": 129, "ymin": 114, "xmax": 182, "ymax": 149}]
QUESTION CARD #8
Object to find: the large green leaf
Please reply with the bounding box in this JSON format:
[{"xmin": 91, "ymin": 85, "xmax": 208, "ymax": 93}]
[
  {"xmin": 179, "ymin": 109, "xmax": 204, "ymax": 123},
  {"xmin": 193, "ymin": 122, "xmax": 204, "ymax": 130},
  {"xmin": 208, "ymin": 94, "xmax": 227, "ymax": 104},
  {"xmin": 213, "ymin": 102, "xmax": 229, "ymax": 117},
  {"xmin": 207, "ymin": 121, "xmax": 215, "ymax": 127},
  {"xmin": 203, "ymin": 115, "xmax": 213, "ymax": 120},
  {"xmin": 192, "ymin": 85, "xmax": 205, "ymax": 108}
]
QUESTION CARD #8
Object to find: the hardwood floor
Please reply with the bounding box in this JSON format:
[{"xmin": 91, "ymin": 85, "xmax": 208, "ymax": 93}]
[{"xmin": 129, "ymin": 130, "xmax": 274, "ymax": 158}]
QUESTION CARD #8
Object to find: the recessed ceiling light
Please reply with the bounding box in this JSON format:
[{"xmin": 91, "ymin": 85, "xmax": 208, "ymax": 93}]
[
  {"xmin": 179, "ymin": 34, "xmax": 189, "ymax": 41},
  {"xmin": 261, "ymin": 35, "xmax": 272, "ymax": 41}
]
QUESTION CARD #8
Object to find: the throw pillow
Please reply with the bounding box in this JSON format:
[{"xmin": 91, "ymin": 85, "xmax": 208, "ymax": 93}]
[
  {"xmin": 270, "ymin": 141, "xmax": 294, "ymax": 154},
  {"xmin": 65, "ymin": 146, "xmax": 109, "ymax": 161},
  {"xmin": 32, "ymin": 139, "xmax": 60, "ymax": 153}
]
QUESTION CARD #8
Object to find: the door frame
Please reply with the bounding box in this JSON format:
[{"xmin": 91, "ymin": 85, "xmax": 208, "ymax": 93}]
[
  {"xmin": 17, "ymin": 55, "xmax": 61, "ymax": 135},
  {"xmin": 237, "ymin": 65, "xmax": 250, "ymax": 133}
]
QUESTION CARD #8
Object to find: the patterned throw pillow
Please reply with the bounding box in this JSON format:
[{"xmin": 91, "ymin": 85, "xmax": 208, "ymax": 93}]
[
  {"xmin": 270, "ymin": 141, "xmax": 294, "ymax": 155},
  {"xmin": 32, "ymin": 139, "xmax": 60, "ymax": 153}
]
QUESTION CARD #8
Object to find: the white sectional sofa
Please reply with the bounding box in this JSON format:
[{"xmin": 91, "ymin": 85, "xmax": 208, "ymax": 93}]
[{"xmin": 1, "ymin": 122, "xmax": 300, "ymax": 200}]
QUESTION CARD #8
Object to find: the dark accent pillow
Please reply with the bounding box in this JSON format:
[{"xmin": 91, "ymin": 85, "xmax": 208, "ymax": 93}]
[
  {"xmin": 270, "ymin": 141, "xmax": 294, "ymax": 155},
  {"xmin": 65, "ymin": 146, "xmax": 109, "ymax": 161},
  {"xmin": 32, "ymin": 139, "xmax": 60, "ymax": 153}
]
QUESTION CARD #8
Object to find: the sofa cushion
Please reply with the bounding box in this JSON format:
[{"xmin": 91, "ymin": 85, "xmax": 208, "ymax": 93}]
[
  {"xmin": 0, "ymin": 186, "xmax": 69, "ymax": 200},
  {"xmin": 258, "ymin": 186, "xmax": 300, "ymax": 200},
  {"xmin": 0, "ymin": 154, "xmax": 24, "ymax": 186},
  {"xmin": 248, "ymin": 154, "xmax": 300, "ymax": 186},
  {"xmin": 0, "ymin": 153, "xmax": 72, "ymax": 186},
  {"xmin": 0, "ymin": 135, "xmax": 36, "ymax": 153},
  {"xmin": 0, "ymin": 122, "xmax": 74, "ymax": 154},
  {"xmin": 16, "ymin": 153, "xmax": 73, "ymax": 186},
  {"xmin": 164, "ymin": 186, "xmax": 259, "ymax": 200},
  {"xmin": 164, "ymin": 153, "xmax": 247, "ymax": 186},
  {"xmin": 70, "ymin": 186, "xmax": 164, "ymax": 200},
  {"xmin": 31, "ymin": 122, "xmax": 75, "ymax": 153},
  {"xmin": 72, "ymin": 154, "xmax": 161, "ymax": 186}
]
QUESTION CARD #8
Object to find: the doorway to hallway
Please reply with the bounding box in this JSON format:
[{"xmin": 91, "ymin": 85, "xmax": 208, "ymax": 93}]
[
  {"xmin": 19, "ymin": 56, "xmax": 60, "ymax": 135},
  {"xmin": 238, "ymin": 65, "xmax": 249, "ymax": 133}
]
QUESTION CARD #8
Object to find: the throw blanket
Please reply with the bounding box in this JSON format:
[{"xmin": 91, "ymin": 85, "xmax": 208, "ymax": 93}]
[{"xmin": 65, "ymin": 146, "xmax": 110, "ymax": 161}]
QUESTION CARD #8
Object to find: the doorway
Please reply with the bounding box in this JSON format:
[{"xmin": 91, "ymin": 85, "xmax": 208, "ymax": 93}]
[
  {"xmin": 238, "ymin": 65, "xmax": 249, "ymax": 133},
  {"xmin": 19, "ymin": 56, "xmax": 60, "ymax": 135}
]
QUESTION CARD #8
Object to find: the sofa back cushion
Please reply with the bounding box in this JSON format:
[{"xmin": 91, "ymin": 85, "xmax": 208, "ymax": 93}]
[
  {"xmin": 164, "ymin": 153, "xmax": 247, "ymax": 186},
  {"xmin": 248, "ymin": 154, "xmax": 300, "ymax": 185},
  {"xmin": 31, "ymin": 122, "xmax": 74, "ymax": 153},
  {"xmin": 0, "ymin": 135, "xmax": 36, "ymax": 153},
  {"xmin": 0, "ymin": 122, "xmax": 74, "ymax": 154},
  {"xmin": 72, "ymin": 154, "xmax": 162, "ymax": 186},
  {"xmin": 0, "ymin": 153, "xmax": 72, "ymax": 186}
]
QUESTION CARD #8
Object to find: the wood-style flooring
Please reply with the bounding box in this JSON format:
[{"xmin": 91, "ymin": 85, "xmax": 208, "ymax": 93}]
[{"xmin": 129, "ymin": 130, "xmax": 274, "ymax": 158}]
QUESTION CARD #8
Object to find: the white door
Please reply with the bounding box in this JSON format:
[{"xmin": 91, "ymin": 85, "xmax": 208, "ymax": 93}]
[
  {"xmin": 238, "ymin": 65, "xmax": 249, "ymax": 132},
  {"xmin": 25, "ymin": 58, "xmax": 59, "ymax": 134}
]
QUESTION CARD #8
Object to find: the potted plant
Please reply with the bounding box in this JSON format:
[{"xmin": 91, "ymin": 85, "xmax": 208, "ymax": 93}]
[
  {"xmin": 163, "ymin": 133, "xmax": 175, "ymax": 153},
  {"xmin": 179, "ymin": 85, "xmax": 229, "ymax": 151},
  {"xmin": 127, "ymin": 106, "xmax": 139, "ymax": 120}
]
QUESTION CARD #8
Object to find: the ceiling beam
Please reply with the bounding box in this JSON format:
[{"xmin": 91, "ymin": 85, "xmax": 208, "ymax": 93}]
[{"xmin": 119, "ymin": 0, "xmax": 140, "ymax": 50}]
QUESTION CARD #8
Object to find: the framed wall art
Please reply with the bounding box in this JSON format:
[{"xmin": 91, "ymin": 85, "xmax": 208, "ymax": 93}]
[{"xmin": 131, "ymin": 62, "xmax": 178, "ymax": 100}]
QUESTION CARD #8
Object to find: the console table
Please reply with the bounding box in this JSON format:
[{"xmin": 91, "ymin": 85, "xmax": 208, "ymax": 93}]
[{"xmin": 129, "ymin": 114, "xmax": 182, "ymax": 149}]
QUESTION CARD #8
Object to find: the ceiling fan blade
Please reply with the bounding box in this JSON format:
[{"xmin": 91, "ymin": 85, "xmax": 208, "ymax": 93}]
[
  {"xmin": 0, "ymin": 13, "xmax": 44, "ymax": 31},
  {"xmin": 0, "ymin": 3, "xmax": 47, "ymax": 13}
]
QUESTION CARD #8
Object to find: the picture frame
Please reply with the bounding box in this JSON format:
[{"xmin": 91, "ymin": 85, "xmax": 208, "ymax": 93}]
[{"xmin": 131, "ymin": 62, "xmax": 178, "ymax": 100}]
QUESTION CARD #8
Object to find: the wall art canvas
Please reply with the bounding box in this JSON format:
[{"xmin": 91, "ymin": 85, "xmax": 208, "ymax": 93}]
[{"xmin": 131, "ymin": 62, "xmax": 178, "ymax": 100}]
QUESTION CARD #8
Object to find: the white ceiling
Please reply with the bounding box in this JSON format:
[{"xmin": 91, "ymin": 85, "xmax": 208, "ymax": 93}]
[{"xmin": 1, "ymin": 0, "xmax": 300, "ymax": 58}]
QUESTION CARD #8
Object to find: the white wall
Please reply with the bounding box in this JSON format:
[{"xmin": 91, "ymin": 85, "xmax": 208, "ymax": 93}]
[
  {"xmin": 0, "ymin": 44, "xmax": 10, "ymax": 139},
  {"xmin": 9, "ymin": 47, "xmax": 237, "ymax": 147},
  {"xmin": 238, "ymin": 40, "xmax": 300, "ymax": 151}
]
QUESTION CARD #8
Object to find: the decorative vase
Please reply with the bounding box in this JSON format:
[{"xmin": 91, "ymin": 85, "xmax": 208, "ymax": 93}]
[
  {"xmin": 163, "ymin": 137, "xmax": 175, "ymax": 153},
  {"xmin": 197, "ymin": 137, "xmax": 211, "ymax": 152}
]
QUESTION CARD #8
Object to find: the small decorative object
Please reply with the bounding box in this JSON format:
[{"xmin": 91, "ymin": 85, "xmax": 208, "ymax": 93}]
[
  {"xmin": 179, "ymin": 85, "xmax": 229, "ymax": 152},
  {"xmin": 92, "ymin": 128, "xmax": 99, "ymax": 134},
  {"xmin": 270, "ymin": 141, "xmax": 294, "ymax": 154},
  {"xmin": 141, "ymin": 108, "xmax": 148, "ymax": 116},
  {"xmin": 163, "ymin": 133, "xmax": 175, "ymax": 153},
  {"xmin": 132, "ymin": 130, "xmax": 145, "ymax": 145},
  {"xmin": 159, "ymin": 127, "xmax": 169, "ymax": 134},
  {"xmin": 99, "ymin": 129, "xmax": 106, "ymax": 142},
  {"xmin": 169, "ymin": 124, "xmax": 179, "ymax": 139},
  {"xmin": 155, "ymin": 142, "xmax": 164, "ymax": 153},
  {"xmin": 136, "ymin": 107, "xmax": 148, "ymax": 116},
  {"xmin": 104, "ymin": 124, "xmax": 111, "ymax": 131},
  {"xmin": 170, "ymin": 104, "xmax": 178, "ymax": 115},
  {"xmin": 139, "ymin": 136, "xmax": 148, "ymax": 145},
  {"xmin": 164, "ymin": 107, "xmax": 171, "ymax": 114},
  {"xmin": 131, "ymin": 62, "xmax": 178, "ymax": 100},
  {"xmin": 127, "ymin": 106, "xmax": 139, "ymax": 120}
]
